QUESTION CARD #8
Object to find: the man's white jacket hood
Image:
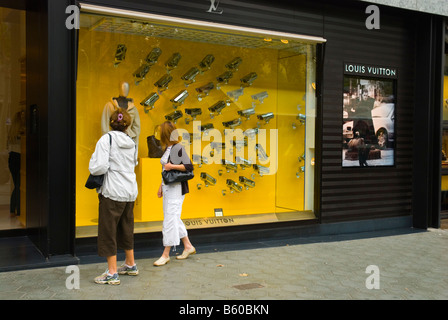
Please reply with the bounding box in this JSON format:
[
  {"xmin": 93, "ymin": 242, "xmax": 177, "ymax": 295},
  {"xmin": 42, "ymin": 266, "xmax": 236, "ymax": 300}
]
[{"xmin": 89, "ymin": 131, "xmax": 138, "ymax": 202}]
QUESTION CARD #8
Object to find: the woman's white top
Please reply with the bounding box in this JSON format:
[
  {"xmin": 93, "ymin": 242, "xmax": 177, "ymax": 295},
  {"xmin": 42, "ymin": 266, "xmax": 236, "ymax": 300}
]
[{"xmin": 160, "ymin": 145, "xmax": 173, "ymax": 185}]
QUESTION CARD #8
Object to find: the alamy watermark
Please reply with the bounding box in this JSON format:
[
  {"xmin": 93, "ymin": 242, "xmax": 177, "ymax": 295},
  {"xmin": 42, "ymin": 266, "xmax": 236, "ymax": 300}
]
[
  {"xmin": 365, "ymin": 5, "xmax": 380, "ymax": 30},
  {"xmin": 65, "ymin": 0, "xmax": 224, "ymax": 30},
  {"xmin": 65, "ymin": 4, "xmax": 379, "ymax": 30},
  {"xmin": 64, "ymin": 263, "xmax": 381, "ymax": 290},
  {"xmin": 65, "ymin": 265, "xmax": 80, "ymax": 290},
  {"xmin": 365, "ymin": 265, "xmax": 380, "ymax": 289},
  {"xmin": 65, "ymin": 5, "xmax": 79, "ymax": 30}
]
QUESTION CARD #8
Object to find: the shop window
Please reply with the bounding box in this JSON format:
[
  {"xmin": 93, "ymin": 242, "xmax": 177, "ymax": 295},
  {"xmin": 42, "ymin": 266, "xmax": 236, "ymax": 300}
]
[
  {"xmin": 75, "ymin": 10, "xmax": 318, "ymax": 237},
  {"xmin": 441, "ymin": 48, "xmax": 448, "ymax": 212}
]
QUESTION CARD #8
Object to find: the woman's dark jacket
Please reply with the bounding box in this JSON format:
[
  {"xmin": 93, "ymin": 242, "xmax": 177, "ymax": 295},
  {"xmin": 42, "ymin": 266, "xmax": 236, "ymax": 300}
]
[{"xmin": 168, "ymin": 143, "xmax": 193, "ymax": 195}]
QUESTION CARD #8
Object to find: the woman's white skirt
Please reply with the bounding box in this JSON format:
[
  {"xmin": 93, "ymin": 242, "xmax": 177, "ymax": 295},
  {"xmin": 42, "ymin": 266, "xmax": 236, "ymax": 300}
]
[{"xmin": 162, "ymin": 182, "xmax": 187, "ymax": 248}]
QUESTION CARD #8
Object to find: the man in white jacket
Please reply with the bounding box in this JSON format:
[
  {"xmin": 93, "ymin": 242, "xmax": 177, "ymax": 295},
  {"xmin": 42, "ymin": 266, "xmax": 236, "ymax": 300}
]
[{"xmin": 89, "ymin": 110, "xmax": 139, "ymax": 285}]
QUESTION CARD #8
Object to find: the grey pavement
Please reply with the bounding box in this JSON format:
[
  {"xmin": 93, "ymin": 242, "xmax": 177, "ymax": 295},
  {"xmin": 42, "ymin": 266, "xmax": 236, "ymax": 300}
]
[{"xmin": 0, "ymin": 227, "xmax": 447, "ymax": 302}]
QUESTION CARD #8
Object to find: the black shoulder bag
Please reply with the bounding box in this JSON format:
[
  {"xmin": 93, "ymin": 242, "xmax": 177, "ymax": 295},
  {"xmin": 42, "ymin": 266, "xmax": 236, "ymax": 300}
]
[
  {"xmin": 85, "ymin": 133, "xmax": 111, "ymax": 189},
  {"xmin": 161, "ymin": 153, "xmax": 194, "ymax": 184}
]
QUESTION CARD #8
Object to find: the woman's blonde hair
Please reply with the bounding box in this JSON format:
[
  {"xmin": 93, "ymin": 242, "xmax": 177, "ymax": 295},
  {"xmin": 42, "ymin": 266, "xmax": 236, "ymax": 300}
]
[{"xmin": 159, "ymin": 121, "xmax": 180, "ymax": 148}]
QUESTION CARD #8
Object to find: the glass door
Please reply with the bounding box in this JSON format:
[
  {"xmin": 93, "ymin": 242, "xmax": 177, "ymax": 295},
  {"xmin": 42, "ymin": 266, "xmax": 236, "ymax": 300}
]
[{"xmin": 0, "ymin": 7, "xmax": 26, "ymax": 231}]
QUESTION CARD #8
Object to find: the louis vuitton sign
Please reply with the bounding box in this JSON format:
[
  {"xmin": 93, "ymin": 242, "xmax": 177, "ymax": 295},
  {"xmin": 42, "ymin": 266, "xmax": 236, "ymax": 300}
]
[
  {"xmin": 344, "ymin": 62, "xmax": 398, "ymax": 79},
  {"xmin": 207, "ymin": 0, "xmax": 223, "ymax": 14}
]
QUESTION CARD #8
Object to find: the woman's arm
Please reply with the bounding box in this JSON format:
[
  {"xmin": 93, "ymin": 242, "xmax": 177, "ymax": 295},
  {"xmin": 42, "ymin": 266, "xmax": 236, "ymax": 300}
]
[
  {"xmin": 89, "ymin": 134, "xmax": 111, "ymax": 175},
  {"xmin": 166, "ymin": 144, "xmax": 193, "ymax": 172},
  {"xmin": 157, "ymin": 182, "xmax": 163, "ymax": 198},
  {"xmin": 164, "ymin": 163, "xmax": 186, "ymax": 171}
]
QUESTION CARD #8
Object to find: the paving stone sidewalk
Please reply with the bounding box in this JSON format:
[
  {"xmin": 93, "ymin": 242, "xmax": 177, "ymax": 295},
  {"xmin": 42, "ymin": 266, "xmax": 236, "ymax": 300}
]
[{"xmin": 0, "ymin": 228, "xmax": 447, "ymax": 301}]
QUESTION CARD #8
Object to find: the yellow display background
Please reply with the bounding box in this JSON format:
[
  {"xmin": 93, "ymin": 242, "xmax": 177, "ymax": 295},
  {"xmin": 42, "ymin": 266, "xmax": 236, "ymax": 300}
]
[
  {"xmin": 442, "ymin": 75, "xmax": 448, "ymax": 190},
  {"xmin": 443, "ymin": 75, "xmax": 448, "ymax": 120},
  {"xmin": 76, "ymin": 26, "xmax": 308, "ymax": 227}
]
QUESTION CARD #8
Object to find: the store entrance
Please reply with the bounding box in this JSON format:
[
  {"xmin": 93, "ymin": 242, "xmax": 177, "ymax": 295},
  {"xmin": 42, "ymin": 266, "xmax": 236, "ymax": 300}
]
[{"xmin": 0, "ymin": 6, "xmax": 26, "ymax": 232}]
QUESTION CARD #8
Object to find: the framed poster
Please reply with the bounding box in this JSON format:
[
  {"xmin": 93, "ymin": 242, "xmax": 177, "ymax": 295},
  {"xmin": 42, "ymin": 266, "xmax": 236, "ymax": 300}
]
[{"xmin": 342, "ymin": 63, "xmax": 397, "ymax": 167}]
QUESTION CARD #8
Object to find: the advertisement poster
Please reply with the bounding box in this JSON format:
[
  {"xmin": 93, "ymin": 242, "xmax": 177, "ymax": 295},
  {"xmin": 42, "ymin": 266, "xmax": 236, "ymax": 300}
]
[{"xmin": 342, "ymin": 63, "xmax": 397, "ymax": 167}]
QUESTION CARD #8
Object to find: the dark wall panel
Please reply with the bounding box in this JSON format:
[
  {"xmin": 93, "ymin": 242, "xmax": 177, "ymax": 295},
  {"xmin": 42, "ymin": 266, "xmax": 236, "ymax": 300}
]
[
  {"xmin": 47, "ymin": 0, "xmax": 77, "ymax": 255},
  {"xmin": 412, "ymin": 15, "xmax": 445, "ymax": 229},
  {"xmin": 319, "ymin": 2, "xmax": 416, "ymax": 222},
  {"xmin": 26, "ymin": 0, "xmax": 49, "ymax": 256}
]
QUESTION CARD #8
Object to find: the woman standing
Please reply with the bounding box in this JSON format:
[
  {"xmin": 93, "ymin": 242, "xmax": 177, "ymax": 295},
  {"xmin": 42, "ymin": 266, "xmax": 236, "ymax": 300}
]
[
  {"xmin": 154, "ymin": 121, "xmax": 195, "ymax": 266},
  {"xmin": 89, "ymin": 110, "xmax": 139, "ymax": 285},
  {"xmin": 7, "ymin": 111, "xmax": 24, "ymax": 217}
]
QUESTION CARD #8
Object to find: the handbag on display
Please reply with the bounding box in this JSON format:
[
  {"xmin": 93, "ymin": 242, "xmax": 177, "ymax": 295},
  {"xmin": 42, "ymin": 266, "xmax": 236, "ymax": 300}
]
[
  {"xmin": 85, "ymin": 133, "xmax": 111, "ymax": 189},
  {"xmin": 147, "ymin": 125, "xmax": 164, "ymax": 158}
]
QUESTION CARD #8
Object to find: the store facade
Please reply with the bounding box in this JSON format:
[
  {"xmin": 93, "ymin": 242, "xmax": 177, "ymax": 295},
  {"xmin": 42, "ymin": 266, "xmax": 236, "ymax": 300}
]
[{"xmin": 0, "ymin": 0, "xmax": 445, "ymax": 269}]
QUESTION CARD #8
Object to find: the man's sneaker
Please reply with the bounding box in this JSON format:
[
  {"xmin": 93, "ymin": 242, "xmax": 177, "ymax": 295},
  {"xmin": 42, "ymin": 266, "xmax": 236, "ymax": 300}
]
[
  {"xmin": 117, "ymin": 264, "xmax": 139, "ymax": 276},
  {"xmin": 94, "ymin": 271, "xmax": 120, "ymax": 285}
]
